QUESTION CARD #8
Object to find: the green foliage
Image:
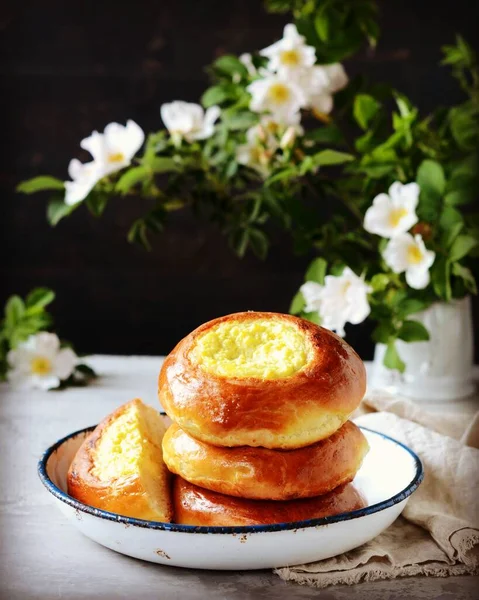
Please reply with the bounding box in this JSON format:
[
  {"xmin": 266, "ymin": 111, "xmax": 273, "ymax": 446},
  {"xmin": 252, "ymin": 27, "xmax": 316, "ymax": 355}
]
[
  {"xmin": 0, "ymin": 288, "xmax": 96, "ymax": 385},
  {"xmin": 15, "ymin": 2, "xmax": 479, "ymax": 373},
  {"xmin": 16, "ymin": 176, "xmax": 64, "ymax": 194}
]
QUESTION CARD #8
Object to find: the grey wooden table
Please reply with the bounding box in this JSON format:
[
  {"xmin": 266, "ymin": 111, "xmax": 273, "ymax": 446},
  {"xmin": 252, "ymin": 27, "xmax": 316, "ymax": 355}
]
[{"xmin": 1, "ymin": 355, "xmax": 478, "ymax": 600}]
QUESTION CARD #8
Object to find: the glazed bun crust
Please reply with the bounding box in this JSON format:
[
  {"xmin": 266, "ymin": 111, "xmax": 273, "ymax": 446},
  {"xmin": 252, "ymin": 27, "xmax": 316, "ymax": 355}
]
[
  {"xmin": 159, "ymin": 312, "xmax": 366, "ymax": 449},
  {"xmin": 173, "ymin": 477, "xmax": 367, "ymax": 526},
  {"xmin": 67, "ymin": 399, "xmax": 173, "ymax": 522},
  {"xmin": 163, "ymin": 421, "xmax": 369, "ymax": 500}
]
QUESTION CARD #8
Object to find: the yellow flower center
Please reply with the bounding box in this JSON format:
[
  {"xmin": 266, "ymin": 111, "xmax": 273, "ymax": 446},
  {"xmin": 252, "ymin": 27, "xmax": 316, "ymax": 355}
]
[
  {"xmin": 268, "ymin": 83, "xmax": 291, "ymax": 105},
  {"xmin": 389, "ymin": 207, "xmax": 408, "ymax": 228},
  {"xmin": 280, "ymin": 49, "xmax": 300, "ymax": 66},
  {"xmin": 407, "ymin": 244, "xmax": 423, "ymax": 265},
  {"xmin": 107, "ymin": 152, "xmax": 125, "ymax": 164},
  {"xmin": 31, "ymin": 357, "xmax": 52, "ymax": 376}
]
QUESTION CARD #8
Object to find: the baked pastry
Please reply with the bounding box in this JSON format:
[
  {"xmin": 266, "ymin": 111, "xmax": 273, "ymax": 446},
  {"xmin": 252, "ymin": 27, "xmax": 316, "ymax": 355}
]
[
  {"xmin": 159, "ymin": 312, "xmax": 366, "ymax": 449},
  {"xmin": 163, "ymin": 420, "xmax": 369, "ymax": 500},
  {"xmin": 173, "ymin": 477, "xmax": 367, "ymax": 526},
  {"xmin": 67, "ymin": 399, "xmax": 173, "ymax": 522}
]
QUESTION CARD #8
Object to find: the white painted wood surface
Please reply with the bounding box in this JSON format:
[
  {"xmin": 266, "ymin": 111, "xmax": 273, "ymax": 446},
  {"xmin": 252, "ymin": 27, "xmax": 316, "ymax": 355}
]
[{"xmin": 1, "ymin": 355, "xmax": 478, "ymax": 599}]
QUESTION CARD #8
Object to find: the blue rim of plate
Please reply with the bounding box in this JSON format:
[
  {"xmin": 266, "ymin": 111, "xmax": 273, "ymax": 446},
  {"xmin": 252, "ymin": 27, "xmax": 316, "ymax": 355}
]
[{"xmin": 38, "ymin": 425, "xmax": 423, "ymax": 535}]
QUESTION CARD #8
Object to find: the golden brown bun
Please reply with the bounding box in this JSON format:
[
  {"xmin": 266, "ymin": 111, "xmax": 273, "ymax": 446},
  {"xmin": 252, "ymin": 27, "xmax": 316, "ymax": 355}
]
[
  {"xmin": 173, "ymin": 477, "xmax": 367, "ymax": 526},
  {"xmin": 163, "ymin": 421, "xmax": 369, "ymax": 500},
  {"xmin": 67, "ymin": 399, "xmax": 173, "ymax": 522},
  {"xmin": 159, "ymin": 312, "xmax": 366, "ymax": 449}
]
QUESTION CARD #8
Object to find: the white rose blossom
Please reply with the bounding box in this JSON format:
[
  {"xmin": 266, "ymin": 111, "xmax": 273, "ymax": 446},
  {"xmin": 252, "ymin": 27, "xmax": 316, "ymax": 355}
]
[
  {"xmin": 63, "ymin": 120, "xmax": 145, "ymax": 205},
  {"xmin": 7, "ymin": 332, "xmax": 78, "ymax": 391},
  {"xmin": 64, "ymin": 159, "xmax": 101, "ymax": 206},
  {"xmin": 260, "ymin": 24, "xmax": 316, "ymax": 76},
  {"xmin": 364, "ymin": 182, "xmax": 420, "ymax": 238},
  {"xmin": 247, "ymin": 74, "xmax": 308, "ymax": 121},
  {"xmin": 299, "ymin": 63, "xmax": 349, "ymax": 115},
  {"xmin": 80, "ymin": 120, "xmax": 145, "ymax": 176},
  {"xmin": 383, "ymin": 233, "xmax": 436, "ymax": 290},
  {"xmin": 236, "ymin": 115, "xmax": 303, "ymax": 173},
  {"xmin": 161, "ymin": 101, "xmax": 220, "ymax": 143},
  {"xmin": 301, "ymin": 268, "xmax": 372, "ymax": 337}
]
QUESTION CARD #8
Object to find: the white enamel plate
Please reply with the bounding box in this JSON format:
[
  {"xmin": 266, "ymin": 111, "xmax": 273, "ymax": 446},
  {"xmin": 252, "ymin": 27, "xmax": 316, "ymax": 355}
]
[{"xmin": 38, "ymin": 426, "xmax": 423, "ymax": 570}]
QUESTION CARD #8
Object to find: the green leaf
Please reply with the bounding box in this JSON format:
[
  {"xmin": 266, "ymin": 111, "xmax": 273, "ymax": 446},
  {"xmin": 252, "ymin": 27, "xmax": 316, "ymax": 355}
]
[
  {"xmin": 47, "ymin": 198, "xmax": 79, "ymax": 226},
  {"xmin": 86, "ymin": 193, "xmax": 108, "ymax": 217},
  {"xmin": 5, "ymin": 296, "xmax": 25, "ymax": 329},
  {"xmin": 150, "ymin": 157, "xmax": 180, "ymax": 173},
  {"xmin": 417, "ymin": 159, "xmax": 446, "ymax": 197},
  {"xmin": 313, "ymin": 149, "xmax": 355, "ymax": 166},
  {"xmin": 353, "ymin": 94, "xmax": 380, "ymax": 130},
  {"xmin": 442, "ymin": 220, "xmax": 464, "ymax": 248},
  {"xmin": 16, "ymin": 176, "xmax": 65, "ymax": 194},
  {"xmin": 214, "ymin": 55, "xmax": 248, "ymax": 77},
  {"xmin": 266, "ymin": 168, "xmax": 297, "ymax": 186},
  {"xmin": 289, "ymin": 291, "xmax": 305, "ymax": 315},
  {"xmin": 449, "ymin": 235, "xmax": 478, "ymax": 262},
  {"xmin": 305, "ymin": 257, "xmax": 327, "ymax": 284},
  {"xmin": 305, "ymin": 125, "xmax": 343, "ymax": 145},
  {"xmin": 372, "ymin": 322, "xmax": 396, "ymax": 344},
  {"xmin": 314, "ymin": 13, "xmax": 329, "ymax": 42},
  {"xmin": 452, "ymin": 263, "xmax": 477, "ymax": 294},
  {"xmin": 444, "ymin": 189, "xmax": 476, "ymax": 206},
  {"xmin": 25, "ymin": 288, "xmax": 55, "ymax": 310},
  {"xmin": 222, "ymin": 110, "xmax": 257, "ymax": 130},
  {"xmin": 449, "ymin": 104, "xmax": 479, "ymax": 151},
  {"xmin": 201, "ymin": 85, "xmax": 229, "ymax": 108},
  {"xmin": 302, "ymin": 311, "xmax": 321, "ymax": 326},
  {"xmin": 248, "ymin": 228, "xmax": 269, "ymax": 260},
  {"xmin": 397, "ymin": 299, "xmax": 430, "ymax": 318},
  {"xmin": 416, "ymin": 159, "xmax": 446, "ymax": 221},
  {"xmin": 440, "ymin": 206, "xmax": 464, "ymax": 235},
  {"xmin": 432, "ymin": 257, "xmax": 452, "ymax": 302},
  {"xmin": 116, "ymin": 166, "xmax": 150, "ymax": 194},
  {"xmin": 384, "ymin": 340, "xmax": 405, "ymax": 373},
  {"xmin": 397, "ymin": 320, "xmax": 430, "ymax": 342},
  {"xmin": 370, "ymin": 274, "xmax": 389, "ymax": 292}
]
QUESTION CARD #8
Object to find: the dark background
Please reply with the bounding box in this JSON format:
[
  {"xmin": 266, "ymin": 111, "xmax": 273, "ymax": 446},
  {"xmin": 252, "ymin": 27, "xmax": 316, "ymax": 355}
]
[{"xmin": 1, "ymin": 0, "xmax": 478, "ymax": 358}]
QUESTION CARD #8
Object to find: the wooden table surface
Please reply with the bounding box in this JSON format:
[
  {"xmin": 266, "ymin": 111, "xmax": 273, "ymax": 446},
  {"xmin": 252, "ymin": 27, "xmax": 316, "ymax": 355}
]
[{"xmin": 1, "ymin": 355, "xmax": 478, "ymax": 600}]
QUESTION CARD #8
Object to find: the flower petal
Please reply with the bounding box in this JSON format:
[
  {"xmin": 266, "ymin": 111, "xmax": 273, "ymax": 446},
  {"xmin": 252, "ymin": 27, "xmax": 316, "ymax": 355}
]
[
  {"xmin": 53, "ymin": 348, "xmax": 78, "ymax": 380},
  {"xmin": 406, "ymin": 267, "xmax": 430, "ymax": 289},
  {"xmin": 300, "ymin": 281, "xmax": 323, "ymax": 313},
  {"xmin": 35, "ymin": 332, "xmax": 60, "ymax": 358}
]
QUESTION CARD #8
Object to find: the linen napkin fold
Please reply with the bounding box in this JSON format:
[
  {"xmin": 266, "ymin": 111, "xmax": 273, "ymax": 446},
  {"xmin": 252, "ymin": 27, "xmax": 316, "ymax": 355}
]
[{"xmin": 275, "ymin": 392, "xmax": 479, "ymax": 588}]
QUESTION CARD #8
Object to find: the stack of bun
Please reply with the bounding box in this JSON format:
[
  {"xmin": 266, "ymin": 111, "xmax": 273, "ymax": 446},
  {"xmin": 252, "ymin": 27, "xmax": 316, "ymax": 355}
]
[
  {"xmin": 160, "ymin": 311, "xmax": 369, "ymax": 526},
  {"xmin": 67, "ymin": 312, "xmax": 369, "ymax": 526}
]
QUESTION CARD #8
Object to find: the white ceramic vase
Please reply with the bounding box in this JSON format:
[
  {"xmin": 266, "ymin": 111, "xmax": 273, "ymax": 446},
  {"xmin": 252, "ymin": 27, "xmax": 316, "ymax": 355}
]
[{"xmin": 371, "ymin": 296, "xmax": 475, "ymax": 401}]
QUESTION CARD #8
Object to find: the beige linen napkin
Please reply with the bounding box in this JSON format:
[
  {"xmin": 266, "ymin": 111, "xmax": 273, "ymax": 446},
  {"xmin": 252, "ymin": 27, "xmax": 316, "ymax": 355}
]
[{"xmin": 275, "ymin": 393, "xmax": 479, "ymax": 588}]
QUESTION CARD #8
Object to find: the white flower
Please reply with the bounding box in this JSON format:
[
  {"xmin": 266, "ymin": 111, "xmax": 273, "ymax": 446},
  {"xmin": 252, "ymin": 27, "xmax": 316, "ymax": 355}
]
[
  {"xmin": 300, "ymin": 281, "xmax": 323, "ymax": 313},
  {"xmin": 7, "ymin": 333, "xmax": 78, "ymax": 391},
  {"xmin": 64, "ymin": 159, "xmax": 100, "ymax": 206},
  {"xmin": 301, "ymin": 268, "xmax": 372, "ymax": 337},
  {"xmin": 247, "ymin": 74, "xmax": 307, "ymax": 121},
  {"xmin": 63, "ymin": 120, "xmax": 144, "ymax": 205},
  {"xmin": 161, "ymin": 101, "xmax": 220, "ymax": 143},
  {"xmin": 80, "ymin": 120, "xmax": 145, "ymax": 176},
  {"xmin": 301, "ymin": 63, "xmax": 349, "ymax": 115},
  {"xmin": 383, "ymin": 233, "xmax": 435, "ymax": 290},
  {"xmin": 319, "ymin": 268, "xmax": 372, "ymax": 337},
  {"xmin": 364, "ymin": 182, "xmax": 420, "ymax": 238},
  {"xmin": 260, "ymin": 24, "xmax": 316, "ymax": 76}
]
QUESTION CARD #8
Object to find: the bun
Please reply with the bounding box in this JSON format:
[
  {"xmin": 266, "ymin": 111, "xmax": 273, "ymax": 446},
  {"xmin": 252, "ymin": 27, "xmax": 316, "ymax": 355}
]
[
  {"xmin": 67, "ymin": 399, "xmax": 173, "ymax": 522},
  {"xmin": 173, "ymin": 477, "xmax": 366, "ymax": 526},
  {"xmin": 159, "ymin": 312, "xmax": 366, "ymax": 449},
  {"xmin": 163, "ymin": 421, "xmax": 369, "ymax": 500}
]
